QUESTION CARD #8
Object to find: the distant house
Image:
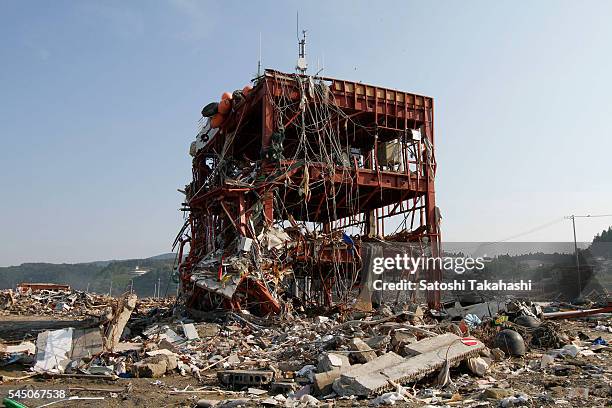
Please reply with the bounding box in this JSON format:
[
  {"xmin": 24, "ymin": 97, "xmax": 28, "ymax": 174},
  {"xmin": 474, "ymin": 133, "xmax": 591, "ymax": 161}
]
[
  {"xmin": 17, "ymin": 282, "xmax": 71, "ymax": 293},
  {"xmin": 129, "ymin": 266, "xmax": 150, "ymax": 277}
]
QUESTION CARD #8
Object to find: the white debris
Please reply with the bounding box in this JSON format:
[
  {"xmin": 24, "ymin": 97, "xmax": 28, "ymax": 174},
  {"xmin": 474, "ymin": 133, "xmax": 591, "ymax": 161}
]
[
  {"xmin": 4, "ymin": 341, "xmax": 36, "ymax": 355},
  {"xmin": 181, "ymin": 323, "xmax": 200, "ymax": 340},
  {"xmin": 467, "ymin": 356, "xmax": 490, "ymax": 377},
  {"xmin": 540, "ymin": 354, "xmax": 555, "ymax": 369},
  {"xmin": 33, "ymin": 328, "xmax": 74, "ymax": 373},
  {"xmin": 369, "ymin": 383, "xmax": 409, "ymax": 406},
  {"xmin": 163, "ymin": 328, "xmax": 185, "ymax": 344},
  {"xmin": 500, "ymin": 394, "xmax": 529, "ymax": 407},
  {"xmin": 314, "ymin": 316, "xmax": 329, "ymax": 325}
]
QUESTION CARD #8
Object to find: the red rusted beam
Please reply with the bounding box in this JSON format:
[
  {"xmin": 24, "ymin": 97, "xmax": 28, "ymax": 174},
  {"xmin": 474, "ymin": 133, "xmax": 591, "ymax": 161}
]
[
  {"xmin": 543, "ymin": 304, "xmax": 612, "ymax": 320},
  {"xmin": 276, "ymin": 161, "xmax": 426, "ymax": 192},
  {"xmin": 261, "ymin": 77, "xmax": 275, "ymax": 151}
]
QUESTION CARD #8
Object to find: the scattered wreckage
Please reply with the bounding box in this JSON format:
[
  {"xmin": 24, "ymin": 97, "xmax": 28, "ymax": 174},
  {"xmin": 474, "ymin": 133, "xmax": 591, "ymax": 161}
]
[{"xmin": 2, "ymin": 286, "xmax": 612, "ymax": 407}]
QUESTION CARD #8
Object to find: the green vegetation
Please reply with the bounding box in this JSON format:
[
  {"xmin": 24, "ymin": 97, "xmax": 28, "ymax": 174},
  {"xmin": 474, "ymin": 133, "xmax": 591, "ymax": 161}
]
[
  {"xmin": 0, "ymin": 254, "xmax": 178, "ymax": 297},
  {"xmin": 593, "ymin": 227, "xmax": 612, "ymax": 243}
]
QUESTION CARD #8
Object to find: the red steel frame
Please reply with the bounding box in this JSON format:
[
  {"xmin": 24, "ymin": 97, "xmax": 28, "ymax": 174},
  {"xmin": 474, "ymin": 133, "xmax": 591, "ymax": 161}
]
[{"xmin": 180, "ymin": 69, "xmax": 442, "ymax": 309}]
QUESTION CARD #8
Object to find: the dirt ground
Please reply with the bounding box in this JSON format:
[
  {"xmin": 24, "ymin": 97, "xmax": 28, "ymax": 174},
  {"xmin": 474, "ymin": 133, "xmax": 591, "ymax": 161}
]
[{"xmin": 0, "ymin": 315, "xmax": 94, "ymax": 343}]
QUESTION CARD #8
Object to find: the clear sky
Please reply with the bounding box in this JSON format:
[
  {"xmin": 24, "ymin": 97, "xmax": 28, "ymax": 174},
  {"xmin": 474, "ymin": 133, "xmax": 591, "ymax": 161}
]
[{"xmin": 1, "ymin": 1, "xmax": 612, "ymax": 266}]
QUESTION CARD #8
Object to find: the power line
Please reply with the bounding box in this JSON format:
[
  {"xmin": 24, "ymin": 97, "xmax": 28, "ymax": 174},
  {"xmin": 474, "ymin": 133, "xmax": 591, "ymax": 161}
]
[
  {"xmin": 466, "ymin": 217, "xmax": 565, "ymax": 257},
  {"xmin": 494, "ymin": 217, "xmax": 566, "ymax": 243},
  {"xmin": 566, "ymin": 214, "xmax": 612, "ymax": 218},
  {"xmin": 488, "ymin": 213, "xmax": 612, "ymax": 244}
]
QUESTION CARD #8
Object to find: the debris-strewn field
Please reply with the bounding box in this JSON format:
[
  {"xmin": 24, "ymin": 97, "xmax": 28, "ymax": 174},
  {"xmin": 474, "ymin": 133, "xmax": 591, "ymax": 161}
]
[{"xmin": 1, "ymin": 288, "xmax": 611, "ymax": 407}]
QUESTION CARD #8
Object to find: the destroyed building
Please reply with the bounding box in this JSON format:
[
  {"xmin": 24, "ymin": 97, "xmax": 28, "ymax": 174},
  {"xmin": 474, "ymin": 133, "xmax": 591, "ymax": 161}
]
[{"xmin": 175, "ymin": 70, "xmax": 441, "ymax": 315}]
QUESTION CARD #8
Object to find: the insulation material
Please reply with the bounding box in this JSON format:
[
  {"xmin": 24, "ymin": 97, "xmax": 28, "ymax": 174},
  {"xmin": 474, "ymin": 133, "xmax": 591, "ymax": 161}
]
[{"xmin": 34, "ymin": 328, "xmax": 74, "ymax": 373}]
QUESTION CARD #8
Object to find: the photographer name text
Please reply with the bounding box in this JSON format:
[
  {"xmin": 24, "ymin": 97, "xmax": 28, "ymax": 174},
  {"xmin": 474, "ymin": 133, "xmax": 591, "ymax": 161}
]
[{"xmin": 373, "ymin": 279, "xmax": 532, "ymax": 291}]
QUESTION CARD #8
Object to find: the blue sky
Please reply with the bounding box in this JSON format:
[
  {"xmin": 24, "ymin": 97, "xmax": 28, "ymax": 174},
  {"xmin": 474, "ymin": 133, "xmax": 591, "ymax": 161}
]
[{"xmin": 1, "ymin": 1, "xmax": 611, "ymax": 266}]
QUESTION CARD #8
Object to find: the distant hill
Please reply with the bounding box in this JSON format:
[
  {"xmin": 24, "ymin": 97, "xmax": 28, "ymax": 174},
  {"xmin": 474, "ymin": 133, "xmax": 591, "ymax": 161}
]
[
  {"xmin": 146, "ymin": 253, "xmax": 176, "ymax": 261},
  {"xmin": 0, "ymin": 253, "xmax": 179, "ymax": 297}
]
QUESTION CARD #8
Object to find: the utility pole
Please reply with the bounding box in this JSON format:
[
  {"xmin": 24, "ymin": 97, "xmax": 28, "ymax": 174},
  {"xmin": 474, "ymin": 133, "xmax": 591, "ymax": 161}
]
[
  {"xmin": 565, "ymin": 215, "xmax": 581, "ymax": 297},
  {"xmin": 158, "ymin": 277, "xmax": 162, "ymax": 298},
  {"xmin": 109, "ymin": 279, "xmax": 113, "ymax": 297}
]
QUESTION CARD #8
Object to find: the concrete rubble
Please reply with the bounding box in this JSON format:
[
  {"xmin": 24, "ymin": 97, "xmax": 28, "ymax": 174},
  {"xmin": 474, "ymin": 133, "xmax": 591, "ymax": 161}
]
[{"xmin": 1, "ymin": 286, "xmax": 612, "ymax": 407}]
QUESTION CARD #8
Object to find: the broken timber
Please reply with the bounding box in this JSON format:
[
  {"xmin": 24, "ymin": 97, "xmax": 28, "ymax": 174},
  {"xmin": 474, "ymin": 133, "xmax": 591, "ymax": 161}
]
[{"xmin": 104, "ymin": 293, "xmax": 137, "ymax": 351}]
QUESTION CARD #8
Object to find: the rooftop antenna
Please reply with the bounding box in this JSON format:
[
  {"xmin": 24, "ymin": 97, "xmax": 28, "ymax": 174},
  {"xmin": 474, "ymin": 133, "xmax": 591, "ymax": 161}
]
[
  {"xmin": 316, "ymin": 52, "xmax": 325, "ymax": 76},
  {"xmin": 257, "ymin": 32, "xmax": 262, "ymax": 78},
  {"xmin": 296, "ymin": 12, "xmax": 307, "ymax": 74}
]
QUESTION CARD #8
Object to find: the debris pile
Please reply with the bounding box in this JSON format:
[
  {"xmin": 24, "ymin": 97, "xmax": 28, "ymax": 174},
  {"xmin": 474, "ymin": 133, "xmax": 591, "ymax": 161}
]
[
  {"xmin": 0, "ymin": 288, "xmax": 173, "ymax": 318},
  {"xmin": 2, "ymin": 291, "xmax": 612, "ymax": 407}
]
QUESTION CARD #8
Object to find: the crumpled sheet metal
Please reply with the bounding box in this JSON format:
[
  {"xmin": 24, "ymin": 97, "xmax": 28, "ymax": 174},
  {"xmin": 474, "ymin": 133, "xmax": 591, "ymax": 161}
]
[{"xmin": 191, "ymin": 273, "xmax": 240, "ymax": 299}]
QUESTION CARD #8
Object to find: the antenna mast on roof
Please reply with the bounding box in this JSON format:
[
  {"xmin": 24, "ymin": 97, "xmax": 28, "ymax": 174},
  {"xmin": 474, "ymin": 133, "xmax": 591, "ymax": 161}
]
[
  {"xmin": 257, "ymin": 32, "xmax": 262, "ymax": 78},
  {"xmin": 296, "ymin": 12, "xmax": 307, "ymax": 74}
]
